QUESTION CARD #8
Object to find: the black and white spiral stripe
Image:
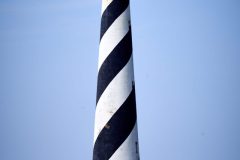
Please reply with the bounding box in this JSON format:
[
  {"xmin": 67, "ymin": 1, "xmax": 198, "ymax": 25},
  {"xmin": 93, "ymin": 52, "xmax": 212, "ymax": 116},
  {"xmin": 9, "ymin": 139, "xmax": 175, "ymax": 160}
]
[{"xmin": 93, "ymin": 0, "xmax": 139, "ymax": 160}]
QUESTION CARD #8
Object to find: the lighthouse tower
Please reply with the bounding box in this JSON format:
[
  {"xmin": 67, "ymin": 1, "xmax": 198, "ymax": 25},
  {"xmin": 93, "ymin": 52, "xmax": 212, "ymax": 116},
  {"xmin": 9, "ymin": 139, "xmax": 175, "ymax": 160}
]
[{"xmin": 93, "ymin": 0, "xmax": 140, "ymax": 159}]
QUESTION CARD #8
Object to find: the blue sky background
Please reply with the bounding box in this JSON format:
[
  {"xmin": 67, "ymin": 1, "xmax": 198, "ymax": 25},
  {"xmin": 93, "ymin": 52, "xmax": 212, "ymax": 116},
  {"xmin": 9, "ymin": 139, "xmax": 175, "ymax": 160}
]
[{"xmin": 1, "ymin": 0, "xmax": 240, "ymax": 159}]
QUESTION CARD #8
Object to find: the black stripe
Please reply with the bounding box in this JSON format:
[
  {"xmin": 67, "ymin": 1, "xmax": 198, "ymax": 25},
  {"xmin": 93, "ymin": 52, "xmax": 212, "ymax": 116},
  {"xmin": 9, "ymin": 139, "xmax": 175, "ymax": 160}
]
[
  {"xmin": 93, "ymin": 85, "xmax": 137, "ymax": 160},
  {"xmin": 96, "ymin": 28, "xmax": 132, "ymax": 104},
  {"xmin": 100, "ymin": 0, "xmax": 129, "ymax": 40}
]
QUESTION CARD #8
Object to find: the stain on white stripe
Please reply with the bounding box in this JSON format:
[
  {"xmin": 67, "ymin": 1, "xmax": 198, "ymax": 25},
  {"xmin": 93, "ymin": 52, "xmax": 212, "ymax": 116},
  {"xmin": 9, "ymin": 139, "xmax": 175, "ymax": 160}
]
[
  {"xmin": 101, "ymin": 0, "xmax": 113, "ymax": 15},
  {"xmin": 98, "ymin": 6, "xmax": 130, "ymax": 71},
  {"xmin": 109, "ymin": 123, "xmax": 140, "ymax": 160},
  {"xmin": 94, "ymin": 56, "xmax": 134, "ymax": 143}
]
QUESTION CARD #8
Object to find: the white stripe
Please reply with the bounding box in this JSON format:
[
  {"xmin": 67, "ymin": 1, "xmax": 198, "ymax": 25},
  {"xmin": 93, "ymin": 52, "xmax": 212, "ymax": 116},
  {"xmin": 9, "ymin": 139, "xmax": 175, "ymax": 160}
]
[
  {"xmin": 98, "ymin": 6, "xmax": 130, "ymax": 71},
  {"xmin": 101, "ymin": 0, "xmax": 113, "ymax": 15},
  {"xmin": 110, "ymin": 123, "xmax": 140, "ymax": 160},
  {"xmin": 94, "ymin": 56, "xmax": 134, "ymax": 143}
]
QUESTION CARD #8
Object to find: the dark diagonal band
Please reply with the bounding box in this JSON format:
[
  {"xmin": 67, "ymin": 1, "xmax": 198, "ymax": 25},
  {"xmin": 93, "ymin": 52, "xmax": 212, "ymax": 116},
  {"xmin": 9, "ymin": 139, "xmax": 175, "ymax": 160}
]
[
  {"xmin": 100, "ymin": 0, "xmax": 129, "ymax": 40},
  {"xmin": 96, "ymin": 28, "xmax": 132, "ymax": 104},
  {"xmin": 93, "ymin": 85, "xmax": 137, "ymax": 160}
]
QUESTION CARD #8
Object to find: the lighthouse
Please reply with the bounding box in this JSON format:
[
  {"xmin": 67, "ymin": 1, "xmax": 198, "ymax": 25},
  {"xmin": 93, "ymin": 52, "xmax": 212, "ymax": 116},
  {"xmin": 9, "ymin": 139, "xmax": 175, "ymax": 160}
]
[{"xmin": 93, "ymin": 0, "xmax": 140, "ymax": 159}]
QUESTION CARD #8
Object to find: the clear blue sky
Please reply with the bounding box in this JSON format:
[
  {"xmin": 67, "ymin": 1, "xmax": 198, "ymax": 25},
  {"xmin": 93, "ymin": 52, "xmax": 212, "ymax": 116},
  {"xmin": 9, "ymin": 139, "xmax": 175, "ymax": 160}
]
[{"xmin": 1, "ymin": 0, "xmax": 240, "ymax": 159}]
